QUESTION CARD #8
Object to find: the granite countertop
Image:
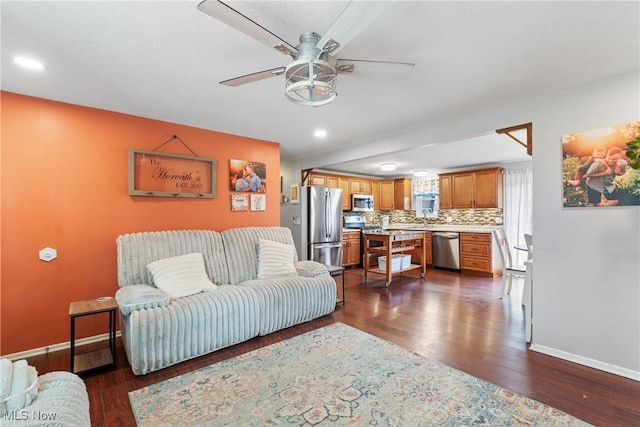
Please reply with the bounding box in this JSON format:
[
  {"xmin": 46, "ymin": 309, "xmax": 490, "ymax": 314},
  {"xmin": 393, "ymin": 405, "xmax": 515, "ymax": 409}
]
[
  {"xmin": 383, "ymin": 224, "xmax": 500, "ymax": 233},
  {"xmin": 363, "ymin": 229, "xmax": 426, "ymax": 236}
]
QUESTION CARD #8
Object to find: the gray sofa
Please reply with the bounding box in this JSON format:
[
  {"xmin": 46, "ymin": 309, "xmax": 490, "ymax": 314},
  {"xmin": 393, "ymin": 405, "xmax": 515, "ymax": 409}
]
[
  {"xmin": 0, "ymin": 358, "xmax": 90, "ymax": 426},
  {"xmin": 116, "ymin": 227, "xmax": 336, "ymax": 375}
]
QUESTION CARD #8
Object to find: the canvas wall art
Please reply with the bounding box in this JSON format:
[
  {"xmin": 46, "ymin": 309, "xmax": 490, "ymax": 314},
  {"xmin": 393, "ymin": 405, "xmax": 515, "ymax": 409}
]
[
  {"xmin": 229, "ymin": 159, "xmax": 266, "ymax": 193},
  {"xmin": 562, "ymin": 122, "xmax": 640, "ymax": 208}
]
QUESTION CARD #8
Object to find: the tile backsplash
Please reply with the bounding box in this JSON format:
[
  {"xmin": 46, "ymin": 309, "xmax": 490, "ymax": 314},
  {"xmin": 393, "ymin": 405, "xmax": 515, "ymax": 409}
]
[{"xmin": 360, "ymin": 208, "xmax": 503, "ymax": 226}]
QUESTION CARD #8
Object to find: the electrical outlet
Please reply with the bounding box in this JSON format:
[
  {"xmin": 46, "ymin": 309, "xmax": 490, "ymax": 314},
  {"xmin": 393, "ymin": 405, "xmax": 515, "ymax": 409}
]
[
  {"xmin": 495, "ymin": 217, "xmax": 503, "ymax": 224},
  {"xmin": 446, "ymin": 216, "xmax": 453, "ymax": 223},
  {"xmin": 39, "ymin": 247, "xmax": 57, "ymax": 262}
]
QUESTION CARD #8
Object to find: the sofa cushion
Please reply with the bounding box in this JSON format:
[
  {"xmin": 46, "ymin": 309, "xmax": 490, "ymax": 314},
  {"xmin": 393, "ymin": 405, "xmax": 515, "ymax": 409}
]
[
  {"xmin": 147, "ymin": 253, "xmax": 218, "ymax": 299},
  {"xmin": 222, "ymin": 227, "xmax": 299, "ymax": 285},
  {"xmin": 115, "ymin": 284, "xmax": 170, "ymax": 315},
  {"xmin": 117, "ymin": 230, "xmax": 229, "ymax": 288},
  {"xmin": 295, "ymin": 260, "xmax": 329, "ymax": 277},
  {"xmin": 257, "ymin": 239, "xmax": 298, "ymax": 279}
]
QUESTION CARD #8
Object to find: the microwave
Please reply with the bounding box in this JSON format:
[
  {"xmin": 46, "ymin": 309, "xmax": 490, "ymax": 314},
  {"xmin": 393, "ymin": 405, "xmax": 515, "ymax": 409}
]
[{"xmin": 351, "ymin": 194, "xmax": 374, "ymax": 212}]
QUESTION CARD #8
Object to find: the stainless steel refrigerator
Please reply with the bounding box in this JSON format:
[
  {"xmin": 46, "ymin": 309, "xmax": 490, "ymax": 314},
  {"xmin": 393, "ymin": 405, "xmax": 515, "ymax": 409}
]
[{"xmin": 307, "ymin": 186, "xmax": 343, "ymax": 266}]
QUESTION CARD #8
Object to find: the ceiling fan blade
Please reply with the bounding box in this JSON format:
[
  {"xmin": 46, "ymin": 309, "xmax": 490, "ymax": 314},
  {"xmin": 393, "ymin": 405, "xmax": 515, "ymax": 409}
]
[
  {"xmin": 335, "ymin": 59, "xmax": 415, "ymax": 79},
  {"xmin": 316, "ymin": 1, "xmax": 396, "ymax": 55},
  {"xmin": 220, "ymin": 67, "xmax": 286, "ymax": 87},
  {"xmin": 198, "ymin": 0, "xmax": 297, "ymax": 57}
]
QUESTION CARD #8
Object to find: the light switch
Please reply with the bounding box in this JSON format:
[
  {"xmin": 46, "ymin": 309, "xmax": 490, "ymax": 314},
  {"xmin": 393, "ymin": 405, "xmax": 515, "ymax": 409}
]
[{"xmin": 39, "ymin": 247, "xmax": 57, "ymax": 262}]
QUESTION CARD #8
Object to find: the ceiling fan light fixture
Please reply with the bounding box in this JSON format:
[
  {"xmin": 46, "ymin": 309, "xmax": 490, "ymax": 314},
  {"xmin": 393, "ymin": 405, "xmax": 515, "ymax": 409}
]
[
  {"xmin": 380, "ymin": 163, "xmax": 397, "ymax": 171},
  {"xmin": 285, "ymin": 58, "xmax": 337, "ymax": 107}
]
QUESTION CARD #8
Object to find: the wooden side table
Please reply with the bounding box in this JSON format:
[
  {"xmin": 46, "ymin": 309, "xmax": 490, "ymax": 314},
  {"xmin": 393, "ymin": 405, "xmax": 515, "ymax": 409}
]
[
  {"xmin": 325, "ymin": 265, "xmax": 345, "ymax": 305},
  {"xmin": 69, "ymin": 297, "xmax": 117, "ymax": 374}
]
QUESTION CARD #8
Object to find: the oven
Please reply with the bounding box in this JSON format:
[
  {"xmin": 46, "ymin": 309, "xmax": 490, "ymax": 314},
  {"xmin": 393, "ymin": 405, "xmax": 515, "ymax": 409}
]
[{"xmin": 344, "ymin": 215, "xmax": 384, "ymax": 267}]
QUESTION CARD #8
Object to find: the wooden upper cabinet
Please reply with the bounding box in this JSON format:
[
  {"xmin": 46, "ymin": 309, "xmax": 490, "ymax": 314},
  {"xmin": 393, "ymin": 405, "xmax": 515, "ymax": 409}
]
[
  {"xmin": 372, "ymin": 181, "xmax": 380, "ymax": 209},
  {"xmin": 441, "ymin": 167, "xmax": 503, "ymax": 209},
  {"xmin": 339, "ymin": 178, "xmax": 350, "ymax": 210},
  {"xmin": 378, "ymin": 180, "xmax": 395, "ymax": 210},
  {"xmin": 394, "ymin": 178, "xmax": 412, "ymax": 210},
  {"xmin": 309, "ymin": 172, "xmax": 328, "ymax": 187},
  {"xmin": 439, "ymin": 175, "xmax": 453, "ymax": 209},
  {"xmin": 349, "ymin": 178, "xmax": 362, "ymax": 194},
  {"xmin": 452, "ymin": 172, "xmax": 474, "ymax": 208},
  {"xmin": 362, "ymin": 179, "xmax": 373, "ymax": 194},
  {"xmin": 473, "ymin": 168, "xmax": 503, "ymax": 208},
  {"xmin": 326, "ymin": 175, "xmax": 340, "ymax": 189}
]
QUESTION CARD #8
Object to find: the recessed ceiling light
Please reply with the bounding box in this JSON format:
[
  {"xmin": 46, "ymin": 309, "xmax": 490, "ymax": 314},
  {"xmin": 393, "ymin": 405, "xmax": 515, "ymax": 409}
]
[
  {"xmin": 314, "ymin": 129, "xmax": 327, "ymax": 138},
  {"xmin": 14, "ymin": 56, "xmax": 44, "ymax": 70},
  {"xmin": 413, "ymin": 170, "xmax": 428, "ymax": 177},
  {"xmin": 380, "ymin": 163, "xmax": 397, "ymax": 171}
]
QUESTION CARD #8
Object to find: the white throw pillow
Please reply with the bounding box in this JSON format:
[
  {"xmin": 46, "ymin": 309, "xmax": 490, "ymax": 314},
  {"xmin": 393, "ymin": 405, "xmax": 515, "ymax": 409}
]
[
  {"xmin": 147, "ymin": 253, "xmax": 217, "ymax": 299},
  {"xmin": 257, "ymin": 239, "xmax": 298, "ymax": 279}
]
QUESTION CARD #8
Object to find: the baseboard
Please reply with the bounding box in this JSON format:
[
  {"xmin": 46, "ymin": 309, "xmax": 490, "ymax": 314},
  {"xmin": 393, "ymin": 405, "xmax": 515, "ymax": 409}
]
[
  {"xmin": 1, "ymin": 331, "xmax": 122, "ymax": 361},
  {"xmin": 530, "ymin": 343, "xmax": 640, "ymax": 382}
]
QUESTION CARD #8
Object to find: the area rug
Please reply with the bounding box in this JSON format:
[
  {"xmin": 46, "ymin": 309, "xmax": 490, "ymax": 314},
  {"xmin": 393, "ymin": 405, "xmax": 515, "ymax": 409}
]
[{"xmin": 129, "ymin": 323, "xmax": 590, "ymax": 426}]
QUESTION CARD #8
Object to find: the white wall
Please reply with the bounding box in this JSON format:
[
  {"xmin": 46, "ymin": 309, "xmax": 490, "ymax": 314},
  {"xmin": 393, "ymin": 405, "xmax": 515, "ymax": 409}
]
[
  {"xmin": 527, "ymin": 73, "xmax": 639, "ymax": 379},
  {"xmin": 295, "ymin": 71, "xmax": 640, "ymax": 379},
  {"xmin": 279, "ymin": 157, "xmax": 305, "ymax": 259}
]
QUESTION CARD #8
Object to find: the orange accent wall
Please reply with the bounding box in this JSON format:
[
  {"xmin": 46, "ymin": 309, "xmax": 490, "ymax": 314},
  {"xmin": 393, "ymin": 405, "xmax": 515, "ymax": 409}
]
[{"xmin": 0, "ymin": 92, "xmax": 281, "ymax": 355}]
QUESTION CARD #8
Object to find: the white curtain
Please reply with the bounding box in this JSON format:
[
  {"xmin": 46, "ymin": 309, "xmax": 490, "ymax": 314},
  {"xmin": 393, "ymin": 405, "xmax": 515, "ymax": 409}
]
[{"xmin": 503, "ymin": 168, "xmax": 533, "ymax": 264}]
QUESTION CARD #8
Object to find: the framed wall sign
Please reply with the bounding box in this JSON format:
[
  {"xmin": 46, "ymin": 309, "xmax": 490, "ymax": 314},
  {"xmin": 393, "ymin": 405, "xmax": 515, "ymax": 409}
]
[
  {"xmin": 231, "ymin": 194, "xmax": 248, "ymax": 211},
  {"xmin": 128, "ymin": 149, "xmax": 217, "ymax": 198},
  {"xmin": 290, "ymin": 184, "xmax": 300, "ymax": 204}
]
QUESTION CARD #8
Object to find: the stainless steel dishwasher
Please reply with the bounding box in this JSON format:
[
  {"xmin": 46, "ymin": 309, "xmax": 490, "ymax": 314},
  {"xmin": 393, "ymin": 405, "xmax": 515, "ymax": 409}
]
[{"xmin": 432, "ymin": 232, "xmax": 460, "ymax": 271}]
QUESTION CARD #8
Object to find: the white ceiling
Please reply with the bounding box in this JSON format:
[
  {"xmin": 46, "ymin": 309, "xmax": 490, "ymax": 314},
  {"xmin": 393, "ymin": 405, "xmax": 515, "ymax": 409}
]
[{"xmin": 2, "ymin": 1, "xmax": 638, "ymax": 177}]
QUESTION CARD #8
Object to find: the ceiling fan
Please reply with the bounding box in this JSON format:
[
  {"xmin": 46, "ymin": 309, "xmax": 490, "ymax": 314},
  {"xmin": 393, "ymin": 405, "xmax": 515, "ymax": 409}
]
[{"xmin": 197, "ymin": 0, "xmax": 415, "ymax": 107}]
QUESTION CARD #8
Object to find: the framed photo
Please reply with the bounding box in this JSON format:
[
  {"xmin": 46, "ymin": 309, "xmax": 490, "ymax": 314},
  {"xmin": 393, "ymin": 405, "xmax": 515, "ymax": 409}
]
[
  {"xmin": 250, "ymin": 194, "xmax": 266, "ymax": 211},
  {"xmin": 128, "ymin": 149, "xmax": 216, "ymax": 198},
  {"xmin": 290, "ymin": 184, "xmax": 300, "ymax": 204},
  {"xmin": 562, "ymin": 121, "xmax": 640, "ymax": 208},
  {"xmin": 231, "ymin": 194, "xmax": 248, "ymax": 211},
  {"xmin": 229, "ymin": 159, "xmax": 266, "ymax": 193}
]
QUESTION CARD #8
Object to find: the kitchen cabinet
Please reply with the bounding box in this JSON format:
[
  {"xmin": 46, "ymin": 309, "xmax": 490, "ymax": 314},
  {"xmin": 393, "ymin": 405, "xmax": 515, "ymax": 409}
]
[
  {"xmin": 460, "ymin": 232, "xmax": 501, "ymax": 276},
  {"xmin": 394, "ymin": 178, "xmax": 412, "ymax": 210},
  {"xmin": 342, "ymin": 230, "xmax": 361, "ymax": 267},
  {"xmin": 339, "ymin": 179, "xmax": 351, "ymax": 210},
  {"xmin": 350, "ymin": 178, "xmax": 373, "ymax": 195},
  {"xmin": 439, "ymin": 175, "xmax": 452, "ymax": 209},
  {"xmin": 439, "ymin": 167, "xmax": 503, "ymax": 209},
  {"xmin": 372, "ymin": 181, "xmax": 380, "ymax": 209},
  {"xmin": 308, "ymin": 172, "xmax": 329, "ymax": 187},
  {"xmin": 378, "ymin": 180, "xmax": 395, "ymax": 210},
  {"xmin": 309, "ymin": 172, "xmax": 340, "ymax": 189}
]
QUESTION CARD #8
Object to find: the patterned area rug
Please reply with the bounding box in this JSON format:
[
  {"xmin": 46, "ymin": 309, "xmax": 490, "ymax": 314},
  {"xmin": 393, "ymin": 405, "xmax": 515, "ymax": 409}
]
[{"xmin": 129, "ymin": 323, "xmax": 590, "ymax": 426}]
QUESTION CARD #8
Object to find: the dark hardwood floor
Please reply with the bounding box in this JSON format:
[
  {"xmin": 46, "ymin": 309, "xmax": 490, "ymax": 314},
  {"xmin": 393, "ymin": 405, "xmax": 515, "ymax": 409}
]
[{"xmin": 27, "ymin": 268, "xmax": 639, "ymax": 426}]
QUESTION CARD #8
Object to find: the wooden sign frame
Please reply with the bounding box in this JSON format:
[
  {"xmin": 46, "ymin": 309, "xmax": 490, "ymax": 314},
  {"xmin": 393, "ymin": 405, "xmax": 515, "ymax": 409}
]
[{"xmin": 128, "ymin": 149, "xmax": 217, "ymax": 198}]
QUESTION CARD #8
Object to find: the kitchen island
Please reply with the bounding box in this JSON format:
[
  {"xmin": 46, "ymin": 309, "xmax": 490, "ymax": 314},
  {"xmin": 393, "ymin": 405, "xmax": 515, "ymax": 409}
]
[
  {"xmin": 384, "ymin": 224, "xmax": 502, "ymax": 276},
  {"xmin": 363, "ymin": 230, "xmax": 427, "ymax": 287}
]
